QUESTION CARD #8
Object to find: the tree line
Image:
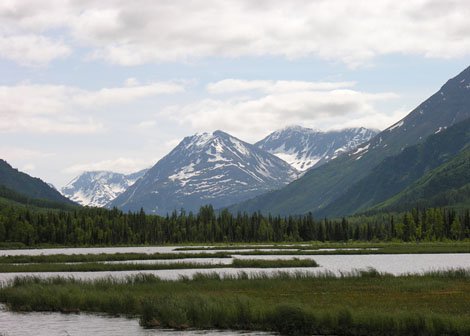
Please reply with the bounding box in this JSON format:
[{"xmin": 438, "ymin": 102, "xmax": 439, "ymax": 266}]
[{"xmin": 0, "ymin": 204, "xmax": 469, "ymax": 246}]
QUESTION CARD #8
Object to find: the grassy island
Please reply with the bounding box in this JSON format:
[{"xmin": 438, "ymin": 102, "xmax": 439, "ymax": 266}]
[{"xmin": 1, "ymin": 269, "xmax": 468, "ymax": 335}]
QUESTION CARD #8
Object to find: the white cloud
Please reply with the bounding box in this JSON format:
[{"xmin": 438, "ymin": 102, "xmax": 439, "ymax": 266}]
[
  {"xmin": 0, "ymin": 81, "xmax": 184, "ymax": 133},
  {"xmin": 125, "ymin": 77, "xmax": 139, "ymax": 87},
  {"xmin": 74, "ymin": 82, "xmax": 184, "ymax": 107},
  {"xmin": 0, "ymin": 34, "xmax": 71, "ymax": 65},
  {"xmin": 163, "ymin": 80, "xmax": 399, "ymax": 141},
  {"xmin": 2, "ymin": 0, "xmax": 469, "ymax": 66},
  {"xmin": 207, "ymin": 79, "xmax": 356, "ymax": 94},
  {"xmin": 21, "ymin": 163, "xmax": 36, "ymax": 172},
  {"xmin": 0, "ymin": 146, "xmax": 55, "ymax": 162},
  {"xmin": 136, "ymin": 120, "xmax": 156, "ymax": 129},
  {"xmin": 64, "ymin": 157, "xmax": 153, "ymax": 175}
]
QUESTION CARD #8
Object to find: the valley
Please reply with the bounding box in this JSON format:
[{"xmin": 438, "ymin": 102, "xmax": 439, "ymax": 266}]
[{"xmin": 0, "ymin": 25, "xmax": 469, "ymax": 334}]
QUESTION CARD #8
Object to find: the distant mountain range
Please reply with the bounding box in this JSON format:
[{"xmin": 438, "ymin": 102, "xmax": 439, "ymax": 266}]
[
  {"xmin": 61, "ymin": 169, "xmax": 148, "ymax": 207},
  {"xmin": 64, "ymin": 126, "xmax": 375, "ymax": 209},
  {"xmin": 231, "ymin": 65, "xmax": 470, "ymax": 216},
  {"xmin": 19, "ymin": 66, "xmax": 469, "ymax": 217},
  {"xmin": 0, "ymin": 159, "xmax": 74, "ymax": 205},
  {"xmin": 256, "ymin": 126, "xmax": 378, "ymax": 172},
  {"xmin": 109, "ymin": 130, "xmax": 298, "ymax": 214}
]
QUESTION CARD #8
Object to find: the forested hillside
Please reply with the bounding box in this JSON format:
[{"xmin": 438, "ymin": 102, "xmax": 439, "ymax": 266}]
[
  {"xmin": 317, "ymin": 117, "xmax": 470, "ymax": 217},
  {"xmin": 0, "ymin": 159, "xmax": 75, "ymax": 205},
  {"xmin": 231, "ymin": 66, "xmax": 470, "ymax": 216},
  {"xmin": 374, "ymin": 147, "xmax": 470, "ymax": 212},
  {"xmin": 0, "ymin": 202, "xmax": 468, "ymax": 246}
]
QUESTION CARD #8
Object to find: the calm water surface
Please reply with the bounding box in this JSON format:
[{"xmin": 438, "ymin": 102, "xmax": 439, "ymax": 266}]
[
  {"xmin": 1, "ymin": 248, "xmax": 469, "ymax": 335},
  {"xmin": 0, "ymin": 304, "xmax": 272, "ymax": 336},
  {"xmin": 0, "ymin": 253, "xmax": 468, "ymax": 284},
  {"xmin": 0, "ymin": 245, "xmax": 373, "ymax": 256}
]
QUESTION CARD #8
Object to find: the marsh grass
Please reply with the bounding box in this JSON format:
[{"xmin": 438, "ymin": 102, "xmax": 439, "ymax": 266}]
[
  {"xmin": 0, "ymin": 258, "xmax": 318, "ymax": 273},
  {"xmin": 231, "ymin": 258, "xmax": 318, "ymax": 268},
  {"xmin": 176, "ymin": 241, "xmax": 470, "ymax": 254},
  {"xmin": 0, "ymin": 252, "xmax": 231, "ymax": 264},
  {"xmin": 0, "ymin": 269, "xmax": 469, "ymax": 335}
]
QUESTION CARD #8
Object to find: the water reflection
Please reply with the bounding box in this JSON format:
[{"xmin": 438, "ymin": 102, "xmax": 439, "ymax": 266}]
[
  {"xmin": 0, "ymin": 253, "xmax": 469, "ymax": 285},
  {"xmin": 0, "ymin": 245, "xmax": 378, "ymax": 256},
  {"xmin": 0, "ymin": 305, "xmax": 273, "ymax": 336}
]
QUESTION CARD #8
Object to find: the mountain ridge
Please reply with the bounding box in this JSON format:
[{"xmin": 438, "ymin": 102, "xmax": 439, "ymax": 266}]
[
  {"xmin": 0, "ymin": 159, "xmax": 75, "ymax": 205},
  {"xmin": 230, "ymin": 66, "xmax": 470, "ymax": 216},
  {"xmin": 61, "ymin": 169, "xmax": 148, "ymax": 207},
  {"xmin": 109, "ymin": 130, "xmax": 297, "ymax": 214},
  {"xmin": 317, "ymin": 117, "xmax": 470, "ymax": 217},
  {"xmin": 256, "ymin": 126, "xmax": 378, "ymax": 172}
]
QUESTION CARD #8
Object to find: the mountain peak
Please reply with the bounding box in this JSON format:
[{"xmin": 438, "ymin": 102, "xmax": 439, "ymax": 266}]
[
  {"xmin": 110, "ymin": 130, "xmax": 297, "ymax": 214},
  {"xmin": 256, "ymin": 127, "xmax": 378, "ymax": 172},
  {"xmin": 234, "ymin": 66, "xmax": 470, "ymax": 216},
  {"xmin": 280, "ymin": 125, "xmax": 321, "ymax": 133},
  {"xmin": 62, "ymin": 169, "xmax": 148, "ymax": 207}
]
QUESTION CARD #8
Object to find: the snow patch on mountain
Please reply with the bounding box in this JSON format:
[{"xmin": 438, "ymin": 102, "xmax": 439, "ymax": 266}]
[
  {"xmin": 256, "ymin": 126, "xmax": 378, "ymax": 172},
  {"xmin": 61, "ymin": 169, "xmax": 148, "ymax": 207},
  {"xmin": 109, "ymin": 130, "xmax": 297, "ymax": 214}
]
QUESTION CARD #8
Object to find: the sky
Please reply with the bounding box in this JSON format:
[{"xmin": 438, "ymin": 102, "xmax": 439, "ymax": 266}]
[{"xmin": 0, "ymin": 0, "xmax": 469, "ymax": 188}]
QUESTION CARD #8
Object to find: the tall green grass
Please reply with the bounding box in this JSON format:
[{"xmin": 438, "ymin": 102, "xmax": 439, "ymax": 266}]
[
  {"xmin": 176, "ymin": 241, "xmax": 470, "ymax": 254},
  {"xmin": 0, "ymin": 258, "xmax": 318, "ymax": 273},
  {"xmin": 1, "ymin": 269, "xmax": 468, "ymax": 335},
  {"xmin": 0, "ymin": 252, "xmax": 231, "ymax": 264}
]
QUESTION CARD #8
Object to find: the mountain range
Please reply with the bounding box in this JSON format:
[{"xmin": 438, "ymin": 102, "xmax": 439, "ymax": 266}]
[
  {"xmin": 231, "ymin": 65, "xmax": 470, "ymax": 216},
  {"xmin": 61, "ymin": 169, "xmax": 148, "ymax": 207},
  {"xmin": 256, "ymin": 126, "xmax": 378, "ymax": 172},
  {"xmin": 66, "ymin": 126, "xmax": 375, "ymax": 210},
  {"xmin": 109, "ymin": 130, "xmax": 298, "ymax": 214},
  {"xmin": 3, "ymin": 66, "xmax": 468, "ymax": 218}
]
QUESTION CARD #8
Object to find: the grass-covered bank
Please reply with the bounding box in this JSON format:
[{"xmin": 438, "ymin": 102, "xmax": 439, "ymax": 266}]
[
  {"xmin": 176, "ymin": 241, "xmax": 470, "ymax": 254},
  {"xmin": 0, "ymin": 258, "xmax": 318, "ymax": 273},
  {"xmin": 1, "ymin": 270, "xmax": 469, "ymax": 335},
  {"xmin": 1, "ymin": 241, "xmax": 467, "ymax": 263},
  {"xmin": 0, "ymin": 252, "xmax": 232, "ymax": 264}
]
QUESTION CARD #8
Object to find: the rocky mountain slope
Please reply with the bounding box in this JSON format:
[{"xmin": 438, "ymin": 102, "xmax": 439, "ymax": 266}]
[
  {"xmin": 319, "ymin": 117, "xmax": 470, "ymax": 217},
  {"xmin": 62, "ymin": 169, "xmax": 148, "ymax": 207},
  {"xmin": 231, "ymin": 66, "xmax": 470, "ymax": 216},
  {"xmin": 109, "ymin": 130, "xmax": 297, "ymax": 214},
  {"xmin": 256, "ymin": 126, "xmax": 378, "ymax": 172}
]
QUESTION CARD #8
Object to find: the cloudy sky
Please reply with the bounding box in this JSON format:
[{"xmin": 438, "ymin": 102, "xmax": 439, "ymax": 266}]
[{"xmin": 1, "ymin": 0, "xmax": 469, "ymax": 187}]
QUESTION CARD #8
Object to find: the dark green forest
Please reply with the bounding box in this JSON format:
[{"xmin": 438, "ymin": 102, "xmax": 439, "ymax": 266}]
[{"xmin": 0, "ymin": 201, "xmax": 468, "ymax": 246}]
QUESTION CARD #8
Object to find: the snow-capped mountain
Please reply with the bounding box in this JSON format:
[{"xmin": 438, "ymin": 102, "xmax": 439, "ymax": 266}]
[
  {"xmin": 61, "ymin": 169, "xmax": 148, "ymax": 207},
  {"xmin": 255, "ymin": 126, "xmax": 378, "ymax": 172},
  {"xmin": 109, "ymin": 130, "xmax": 298, "ymax": 214},
  {"xmin": 233, "ymin": 66, "xmax": 470, "ymax": 217}
]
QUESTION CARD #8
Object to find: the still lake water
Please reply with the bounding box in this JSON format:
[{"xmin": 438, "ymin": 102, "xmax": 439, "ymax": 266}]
[
  {"xmin": 1, "ymin": 246, "xmax": 469, "ymax": 335},
  {"xmin": 0, "ymin": 245, "xmax": 300, "ymax": 256},
  {"xmin": 0, "ymin": 251, "xmax": 468, "ymax": 283},
  {"xmin": 0, "ymin": 304, "xmax": 273, "ymax": 336}
]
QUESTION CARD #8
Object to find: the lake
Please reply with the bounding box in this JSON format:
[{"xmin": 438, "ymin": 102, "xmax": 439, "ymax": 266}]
[
  {"xmin": 1, "ymin": 247, "xmax": 469, "ymax": 335},
  {"xmin": 0, "ymin": 304, "xmax": 273, "ymax": 336}
]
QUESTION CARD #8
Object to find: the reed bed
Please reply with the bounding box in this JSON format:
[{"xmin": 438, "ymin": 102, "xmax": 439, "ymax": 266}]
[
  {"xmin": 1, "ymin": 269, "xmax": 468, "ymax": 335},
  {"xmin": 0, "ymin": 252, "xmax": 231, "ymax": 264},
  {"xmin": 0, "ymin": 258, "xmax": 318, "ymax": 273},
  {"xmin": 176, "ymin": 241, "xmax": 470, "ymax": 254}
]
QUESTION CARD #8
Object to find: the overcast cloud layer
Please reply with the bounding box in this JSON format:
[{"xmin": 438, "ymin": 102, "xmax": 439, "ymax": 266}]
[
  {"xmin": 1, "ymin": 0, "xmax": 469, "ymax": 66},
  {"xmin": 0, "ymin": 0, "xmax": 468, "ymax": 186}
]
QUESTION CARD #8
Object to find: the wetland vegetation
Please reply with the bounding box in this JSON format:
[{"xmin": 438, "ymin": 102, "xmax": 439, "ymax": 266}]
[
  {"xmin": 0, "ymin": 258, "xmax": 318, "ymax": 273},
  {"xmin": 1, "ymin": 269, "xmax": 468, "ymax": 335}
]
